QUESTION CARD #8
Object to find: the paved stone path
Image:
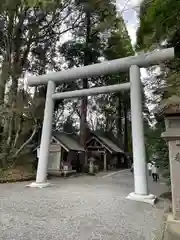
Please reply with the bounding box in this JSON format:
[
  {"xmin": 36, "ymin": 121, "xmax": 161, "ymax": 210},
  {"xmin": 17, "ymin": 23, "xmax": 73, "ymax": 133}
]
[{"xmin": 0, "ymin": 170, "xmax": 169, "ymax": 240}]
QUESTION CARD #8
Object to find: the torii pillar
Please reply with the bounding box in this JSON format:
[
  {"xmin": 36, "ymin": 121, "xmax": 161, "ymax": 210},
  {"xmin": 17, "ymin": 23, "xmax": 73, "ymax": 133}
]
[{"xmin": 26, "ymin": 48, "xmax": 174, "ymax": 205}]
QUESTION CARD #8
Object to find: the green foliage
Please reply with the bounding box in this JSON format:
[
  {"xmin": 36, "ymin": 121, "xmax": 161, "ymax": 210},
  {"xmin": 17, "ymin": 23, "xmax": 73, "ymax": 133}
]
[
  {"xmin": 144, "ymin": 120, "xmax": 170, "ymax": 183},
  {"xmin": 136, "ymin": 0, "xmax": 180, "ymax": 98},
  {"xmin": 136, "ymin": 0, "xmax": 180, "ymax": 50},
  {"xmin": 136, "ymin": 0, "xmax": 180, "ymax": 184},
  {"xmin": 0, "ymin": 0, "xmax": 134, "ymax": 170},
  {"xmin": 0, "ymin": 0, "xmax": 81, "ymax": 168},
  {"xmin": 21, "ymin": 0, "xmax": 61, "ymax": 9},
  {"xmin": 104, "ymin": 18, "xmax": 133, "ymax": 59},
  {"xmin": 59, "ymin": 0, "xmax": 133, "ymax": 148}
]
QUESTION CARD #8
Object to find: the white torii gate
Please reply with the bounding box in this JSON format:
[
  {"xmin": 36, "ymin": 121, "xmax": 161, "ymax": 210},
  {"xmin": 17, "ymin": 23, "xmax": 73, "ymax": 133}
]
[{"xmin": 27, "ymin": 48, "xmax": 174, "ymax": 204}]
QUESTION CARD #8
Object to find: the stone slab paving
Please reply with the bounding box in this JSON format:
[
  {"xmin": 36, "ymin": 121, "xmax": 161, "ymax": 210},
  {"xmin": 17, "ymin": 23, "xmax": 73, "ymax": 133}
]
[{"xmin": 0, "ymin": 170, "xmax": 169, "ymax": 240}]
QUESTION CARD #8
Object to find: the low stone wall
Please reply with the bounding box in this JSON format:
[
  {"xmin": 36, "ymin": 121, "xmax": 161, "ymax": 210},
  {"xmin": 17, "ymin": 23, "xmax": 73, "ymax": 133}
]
[
  {"xmin": 164, "ymin": 215, "xmax": 180, "ymax": 240},
  {"xmin": 0, "ymin": 168, "xmax": 36, "ymax": 183}
]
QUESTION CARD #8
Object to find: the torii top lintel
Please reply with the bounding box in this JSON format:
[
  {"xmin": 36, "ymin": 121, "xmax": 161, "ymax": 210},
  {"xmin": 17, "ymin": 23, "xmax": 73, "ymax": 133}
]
[{"xmin": 27, "ymin": 48, "xmax": 174, "ymax": 86}]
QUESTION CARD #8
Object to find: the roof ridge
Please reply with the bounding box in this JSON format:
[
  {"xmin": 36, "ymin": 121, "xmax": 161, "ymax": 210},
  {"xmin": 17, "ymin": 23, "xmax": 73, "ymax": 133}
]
[
  {"xmin": 92, "ymin": 134, "xmax": 124, "ymax": 153},
  {"xmin": 52, "ymin": 131, "xmax": 84, "ymax": 152},
  {"xmin": 53, "ymin": 130, "xmax": 77, "ymax": 136}
]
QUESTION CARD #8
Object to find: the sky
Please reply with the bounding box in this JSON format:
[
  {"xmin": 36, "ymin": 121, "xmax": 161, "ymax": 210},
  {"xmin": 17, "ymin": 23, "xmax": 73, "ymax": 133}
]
[
  {"xmin": 116, "ymin": 0, "xmax": 155, "ymax": 111},
  {"xmin": 116, "ymin": 0, "xmax": 143, "ymax": 46},
  {"xmin": 59, "ymin": 0, "xmax": 143, "ymax": 47},
  {"xmin": 55, "ymin": 0, "xmax": 150, "ymax": 128},
  {"xmin": 26, "ymin": 0, "xmax": 146, "ymax": 91},
  {"xmin": 116, "ymin": 0, "xmax": 149, "ymax": 82}
]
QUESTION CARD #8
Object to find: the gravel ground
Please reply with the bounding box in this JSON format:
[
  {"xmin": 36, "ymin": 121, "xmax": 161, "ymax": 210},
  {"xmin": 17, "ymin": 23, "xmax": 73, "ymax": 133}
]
[{"xmin": 0, "ymin": 170, "xmax": 169, "ymax": 240}]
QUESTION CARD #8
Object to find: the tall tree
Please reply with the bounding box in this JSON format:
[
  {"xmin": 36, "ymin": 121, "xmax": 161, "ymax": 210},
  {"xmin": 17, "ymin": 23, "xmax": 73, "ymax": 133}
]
[
  {"xmin": 136, "ymin": 0, "xmax": 179, "ymax": 179},
  {"xmin": 0, "ymin": 0, "xmax": 82, "ymax": 167},
  {"xmin": 60, "ymin": 0, "xmax": 117, "ymax": 146},
  {"xmin": 103, "ymin": 17, "xmax": 133, "ymax": 150},
  {"xmin": 136, "ymin": 0, "xmax": 180, "ymax": 97}
]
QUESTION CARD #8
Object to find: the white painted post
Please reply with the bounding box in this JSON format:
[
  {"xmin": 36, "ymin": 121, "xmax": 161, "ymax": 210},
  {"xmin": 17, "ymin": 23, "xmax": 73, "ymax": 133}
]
[
  {"xmin": 26, "ymin": 48, "xmax": 174, "ymax": 198},
  {"xmin": 130, "ymin": 65, "xmax": 148, "ymax": 195},
  {"xmin": 28, "ymin": 81, "xmax": 55, "ymax": 188},
  {"xmin": 37, "ymin": 81, "xmax": 55, "ymax": 183},
  {"xmin": 52, "ymin": 83, "xmax": 130, "ymax": 100},
  {"xmin": 27, "ymin": 48, "xmax": 174, "ymax": 86},
  {"xmin": 126, "ymin": 65, "xmax": 156, "ymax": 204}
]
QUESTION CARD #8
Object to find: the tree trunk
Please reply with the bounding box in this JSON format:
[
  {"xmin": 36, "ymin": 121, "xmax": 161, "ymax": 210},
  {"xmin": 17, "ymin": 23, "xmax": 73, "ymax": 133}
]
[
  {"xmin": 5, "ymin": 7, "xmax": 29, "ymax": 150},
  {"xmin": 0, "ymin": 59, "xmax": 11, "ymax": 168},
  {"xmin": 13, "ymin": 115, "xmax": 23, "ymax": 147},
  {"xmin": 2, "ymin": 73, "xmax": 19, "ymax": 162},
  {"xmin": 117, "ymin": 94, "xmax": 122, "ymax": 141},
  {"xmin": 123, "ymin": 99, "xmax": 129, "ymax": 153},
  {"xmin": 0, "ymin": 10, "xmax": 15, "ymax": 105},
  {"xmin": 12, "ymin": 125, "xmax": 38, "ymax": 158},
  {"xmin": 105, "ymin": 111, "xmax": 109, "ymax": 132},
  {"xmin": 80, "ymin": 9, "xmax": 91, "ymax": 146},
  {"xmin": 0, "ymin": 59, "xmax": 11, "ymax": 105},
  {"xmin": 0, "ymin": 57, "xmax": 11, "ymax": 160}
]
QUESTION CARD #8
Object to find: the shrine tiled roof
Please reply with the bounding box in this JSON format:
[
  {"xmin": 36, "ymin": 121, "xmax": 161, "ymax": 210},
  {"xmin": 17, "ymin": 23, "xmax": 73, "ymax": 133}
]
[{"xmin": 52, "ymin": 131, "xmax": 84, "ymax": 152}]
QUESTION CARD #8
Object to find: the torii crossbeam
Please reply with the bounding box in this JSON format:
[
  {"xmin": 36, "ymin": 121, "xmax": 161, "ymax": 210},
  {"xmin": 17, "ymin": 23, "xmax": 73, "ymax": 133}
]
[{"xmin": 27, "ymin": 48, "xmax": 174, "ymax": 204}]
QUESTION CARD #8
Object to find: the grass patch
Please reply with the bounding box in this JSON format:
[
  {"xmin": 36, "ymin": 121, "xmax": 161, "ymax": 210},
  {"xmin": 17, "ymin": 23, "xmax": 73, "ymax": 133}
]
[{"xmin": 0, "ymin": 165, "xmax": 36, "ymax": 183}]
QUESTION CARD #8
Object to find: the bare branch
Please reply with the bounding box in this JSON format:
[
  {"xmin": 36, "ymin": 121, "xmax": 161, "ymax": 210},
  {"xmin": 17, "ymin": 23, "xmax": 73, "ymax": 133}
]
[
  {"xmin": 13, "ymin": 116, "xmax": 23, "ymax": 147},
  {"xmin": 12, "ymin": 125, "xmax": 39, "ymax": 158},
  {"xmin": 21, "ymin": 32, "xmax": 33, "ymax": 67},
  {"xmin": 59, "ymin": 13, "xmax": 83, "ymax": 35}
]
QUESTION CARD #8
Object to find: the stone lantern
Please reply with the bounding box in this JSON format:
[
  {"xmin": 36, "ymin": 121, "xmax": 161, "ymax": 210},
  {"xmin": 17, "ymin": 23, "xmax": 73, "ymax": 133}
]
[
  {"xmin": 158, "ymin": 95, "xmax": 180, "ymax": 221},
  {"xmin": 88, "ymin": 157, "xmax": 95, "ymax": 174}
]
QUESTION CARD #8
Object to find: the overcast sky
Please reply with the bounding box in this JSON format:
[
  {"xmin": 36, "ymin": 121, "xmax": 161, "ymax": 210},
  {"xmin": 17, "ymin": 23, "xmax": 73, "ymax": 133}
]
[
  {"xmin": 116, "ymin": 0, "xmax": 143, "ymax": 46},
  {"xmin": 116, "ymin": 0, "xmax": 151, "ymax": 99}
]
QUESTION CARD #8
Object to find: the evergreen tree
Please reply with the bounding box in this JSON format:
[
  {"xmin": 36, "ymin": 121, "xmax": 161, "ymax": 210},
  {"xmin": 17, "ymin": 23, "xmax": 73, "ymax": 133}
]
[
  {"xmin": 0, "ymin": 0, "xmax": 82, "ymax": 167},
  {"xmin": 60, "ymin": 0, "xmax": 118, "ymax": 146},
  {"xmin": 136, "ymin": 0, "xmax": 179, "ymax": 182}
]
